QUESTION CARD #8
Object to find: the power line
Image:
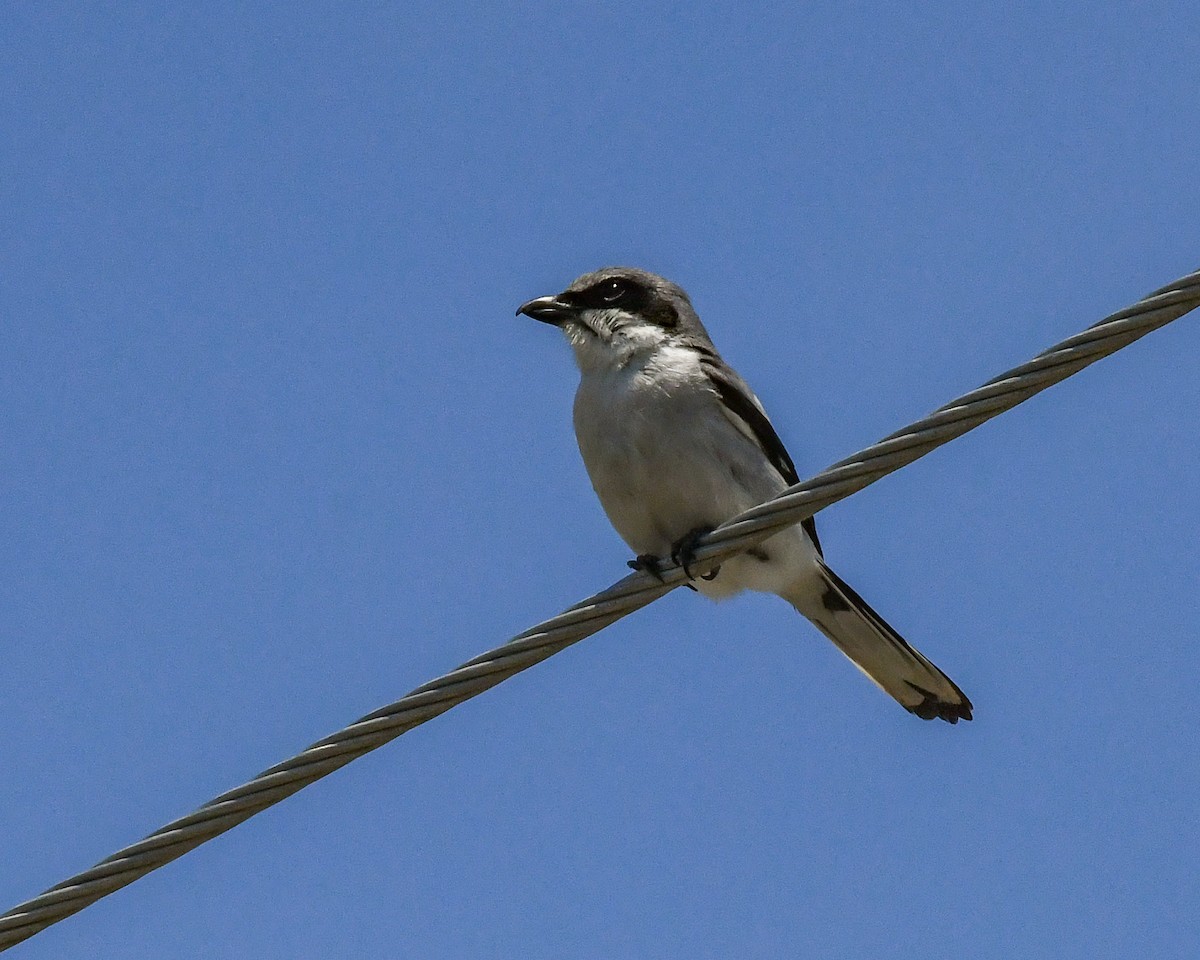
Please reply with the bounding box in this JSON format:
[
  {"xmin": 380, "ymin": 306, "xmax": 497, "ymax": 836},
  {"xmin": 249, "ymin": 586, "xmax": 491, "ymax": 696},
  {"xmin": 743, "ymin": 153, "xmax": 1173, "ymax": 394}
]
[{"xmin": 1, "ymin": 267, "xmax": 1197, "ymax": 952}]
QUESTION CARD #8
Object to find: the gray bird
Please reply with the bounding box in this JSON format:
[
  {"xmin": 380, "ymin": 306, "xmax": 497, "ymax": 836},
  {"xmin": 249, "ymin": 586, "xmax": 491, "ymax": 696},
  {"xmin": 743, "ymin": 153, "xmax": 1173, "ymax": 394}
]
[{"xmin": 518, "ymin": 267, "xmax": 971, "ymax": 723}]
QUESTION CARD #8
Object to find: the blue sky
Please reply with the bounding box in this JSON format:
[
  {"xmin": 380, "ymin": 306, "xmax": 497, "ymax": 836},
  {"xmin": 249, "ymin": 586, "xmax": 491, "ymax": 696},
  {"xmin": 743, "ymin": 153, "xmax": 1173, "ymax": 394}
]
[{"xmin": 3, "ymin": 2, "xmax": 1198, "ymax": 957}]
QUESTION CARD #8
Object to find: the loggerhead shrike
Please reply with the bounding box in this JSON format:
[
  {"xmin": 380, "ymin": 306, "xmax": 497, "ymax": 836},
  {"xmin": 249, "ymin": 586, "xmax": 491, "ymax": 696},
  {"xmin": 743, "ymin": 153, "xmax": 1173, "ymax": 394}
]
[{"xmin": 517, "ymin": 267, "xmax": 972, "ymax": 723}]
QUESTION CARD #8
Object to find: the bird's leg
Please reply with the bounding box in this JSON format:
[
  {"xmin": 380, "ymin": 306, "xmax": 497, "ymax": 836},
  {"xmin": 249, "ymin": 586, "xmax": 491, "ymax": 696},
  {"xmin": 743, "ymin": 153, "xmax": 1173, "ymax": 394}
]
[{"xmin": 670, "ymin": 526, "xmax": 721, "ymax": 582}]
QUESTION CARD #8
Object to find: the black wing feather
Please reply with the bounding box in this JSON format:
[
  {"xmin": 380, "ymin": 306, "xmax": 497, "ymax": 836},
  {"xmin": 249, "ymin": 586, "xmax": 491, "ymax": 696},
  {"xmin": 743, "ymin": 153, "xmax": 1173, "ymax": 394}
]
[{"xmin": 701, "ymin": 358, "xmax": 823, "ymax": 556}]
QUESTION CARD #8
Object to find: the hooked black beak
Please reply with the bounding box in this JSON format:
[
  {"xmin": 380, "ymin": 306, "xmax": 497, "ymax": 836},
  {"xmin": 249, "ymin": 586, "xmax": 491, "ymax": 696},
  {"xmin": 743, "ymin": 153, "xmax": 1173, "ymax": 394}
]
[{"xmin": 516, "ymin": 295, "xmax": 577, "ymax": 326}]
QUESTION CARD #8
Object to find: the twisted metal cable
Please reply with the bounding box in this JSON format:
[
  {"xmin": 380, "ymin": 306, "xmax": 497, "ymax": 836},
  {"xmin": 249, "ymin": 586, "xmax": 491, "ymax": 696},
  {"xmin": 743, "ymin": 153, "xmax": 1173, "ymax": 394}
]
[{"xmin": 2, "ymin": 267, "xmax": 1197, "ymax": 952}]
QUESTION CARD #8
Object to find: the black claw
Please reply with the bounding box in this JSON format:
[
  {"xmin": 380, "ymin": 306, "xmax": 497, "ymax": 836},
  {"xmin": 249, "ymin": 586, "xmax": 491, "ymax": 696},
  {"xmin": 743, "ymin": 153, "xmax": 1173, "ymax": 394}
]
[
  {"xmin": 628, "ymin": 553, "xmax": 698, "ymax": 590},
  {"xmin": 670, "ymin": 526, "xmax": 719, "ymax": 582},
  {"xmin": 628, "ymin": 554, "xmax": 666, "ymax": 582}
]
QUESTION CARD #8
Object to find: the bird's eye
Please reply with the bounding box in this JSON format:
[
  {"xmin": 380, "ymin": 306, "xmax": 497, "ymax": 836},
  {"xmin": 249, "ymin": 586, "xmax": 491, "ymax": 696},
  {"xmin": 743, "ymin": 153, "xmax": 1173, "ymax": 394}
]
[{"xmin": 599, "ymin": 279, "xmax": 629, "ymax": 303}]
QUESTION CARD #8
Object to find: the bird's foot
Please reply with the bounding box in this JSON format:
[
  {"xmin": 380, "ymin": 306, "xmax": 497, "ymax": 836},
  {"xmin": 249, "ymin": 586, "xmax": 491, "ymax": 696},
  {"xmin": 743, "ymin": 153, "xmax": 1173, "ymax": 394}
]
[
  {"xmin": 627, "ymin": 554, "xmax": 665, "ymax": 581},
  {"xmin": 628, "ymin": 552, "xmax": 698, "ymax": 590},
  {"xmin": 670, "ymin": 526, "xmax": 720, "ymax": 582}
]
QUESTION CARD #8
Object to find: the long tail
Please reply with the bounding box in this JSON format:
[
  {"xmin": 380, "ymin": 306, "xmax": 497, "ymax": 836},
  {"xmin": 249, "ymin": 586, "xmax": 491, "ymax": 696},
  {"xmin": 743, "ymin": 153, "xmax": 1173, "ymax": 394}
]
[{"xmin": 784, "ymin": 561, "xmax": 972, "ymax": 723}]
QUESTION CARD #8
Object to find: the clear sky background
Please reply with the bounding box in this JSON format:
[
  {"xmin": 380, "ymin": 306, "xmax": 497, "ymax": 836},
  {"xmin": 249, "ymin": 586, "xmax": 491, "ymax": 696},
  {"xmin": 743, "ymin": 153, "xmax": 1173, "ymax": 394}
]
[{"xmin": 3, "ymin": 3, "xmax": 1198, "ymax": 958}]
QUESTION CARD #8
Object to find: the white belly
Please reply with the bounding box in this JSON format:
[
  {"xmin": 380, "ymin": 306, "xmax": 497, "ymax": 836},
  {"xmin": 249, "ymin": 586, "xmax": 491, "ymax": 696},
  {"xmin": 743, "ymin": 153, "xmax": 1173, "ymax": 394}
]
[{"xmin": 572, "ymin": 350, "xmax": 822, "ymax": 600}]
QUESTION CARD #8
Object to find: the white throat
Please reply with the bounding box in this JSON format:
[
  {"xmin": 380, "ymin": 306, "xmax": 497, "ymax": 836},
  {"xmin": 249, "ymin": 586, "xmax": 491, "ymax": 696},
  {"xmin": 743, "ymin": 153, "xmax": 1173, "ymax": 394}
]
[{"xmin": 564, "ymin": 313, "xmax": 672, "ymax": 375}]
